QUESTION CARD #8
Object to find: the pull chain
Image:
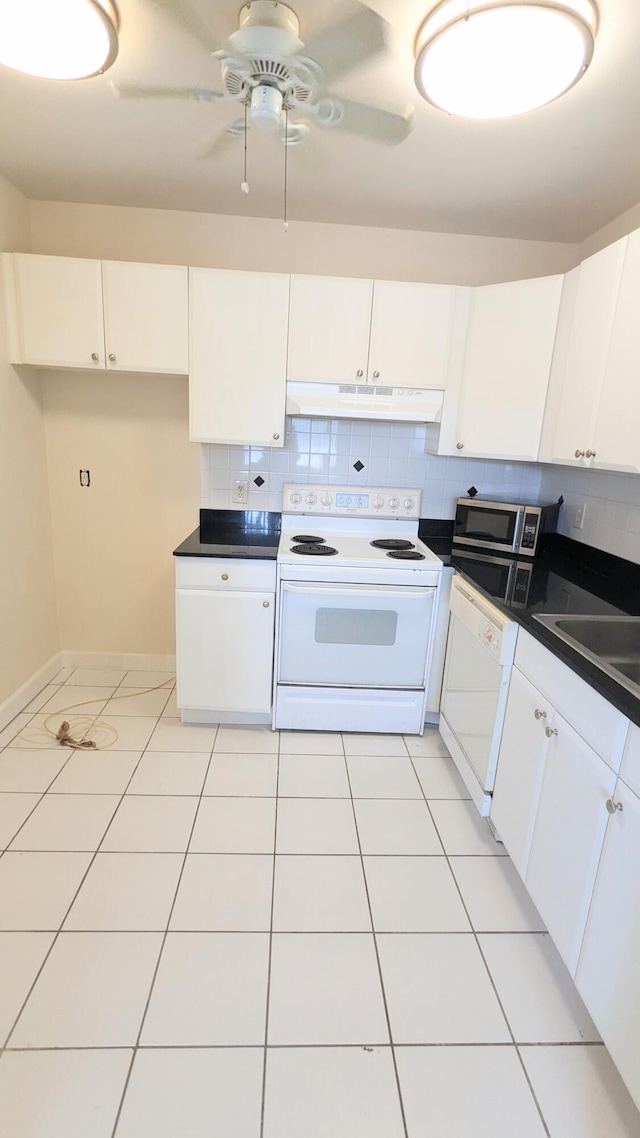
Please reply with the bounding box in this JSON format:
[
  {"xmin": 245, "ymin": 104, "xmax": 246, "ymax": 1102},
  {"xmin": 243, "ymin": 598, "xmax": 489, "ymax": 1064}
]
[
  {"xmin": 241, "ymin": 100, "xmax": 249, "ymax": 194},
  {"xmin": 283, "ymin": 106, "xmax": 289, "ymax": 232}
]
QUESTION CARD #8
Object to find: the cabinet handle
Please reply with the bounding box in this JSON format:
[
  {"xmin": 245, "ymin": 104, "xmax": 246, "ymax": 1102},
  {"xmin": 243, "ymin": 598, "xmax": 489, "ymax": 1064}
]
[
  {"xmin": 221, "ymin": 573, "xmax": 229, "ymax": 580},
  {"xmin": 272, "ymin": 432, "xmax": 280, "ymax": 440},
  {"xmin": 586, "ymin": 449, "xmax": 596, "ymax": 458},
  {"xmin": 108, "ymin": 353, "xmax": 116, "ymax": 363},
  {"xmin": 456, "ymin": 442, "xmax": 464, "ymax": 450},
  {"xmin": 262, "ymin": 600, "xmax": 270, "ymax": 608},
  {"xmin": 606, "ymin": 798, "xmax": 623, "ymax": 814},
  {"xmin": 575, "ymin": 449, "xmax": 585, "ymax": 458},
  {"xmin": 356, "ymin": 369, "xmax": 364, "ymax": 378},
  {"xmin": 545, "ymin": 725, "xmax": 558, "ymax": 738},
  {"xmin": 534, "ymin": 708, "xmax": 547, "ymax": 720},
  {"xmin": 91, "ymin": 352, "xmax": 99, "ymax": 362},
  {"xmin": 372, "ymin": 370, "xmax": 380, "ymax": 378}
]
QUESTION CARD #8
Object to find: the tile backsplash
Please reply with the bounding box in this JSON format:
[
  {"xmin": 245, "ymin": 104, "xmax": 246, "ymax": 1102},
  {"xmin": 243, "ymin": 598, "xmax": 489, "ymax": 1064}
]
[
  {"xmin": 201, "ymin": 418, "xmax": 543, "ymax": 518},
  {"xmin": 540, "ymin": 463, "xmax": 640, "ymax": 565}
]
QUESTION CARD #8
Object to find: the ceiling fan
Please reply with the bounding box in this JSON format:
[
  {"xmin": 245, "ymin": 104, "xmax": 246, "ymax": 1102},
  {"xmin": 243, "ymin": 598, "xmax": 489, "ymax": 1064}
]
[{"xmin": 115, "ymin": 0, "xmax": 414, "ymax": 157}]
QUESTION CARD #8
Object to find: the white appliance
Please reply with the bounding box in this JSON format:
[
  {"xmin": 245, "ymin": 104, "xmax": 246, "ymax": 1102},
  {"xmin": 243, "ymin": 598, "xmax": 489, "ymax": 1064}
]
[
  {"xmin": 274, "ymin": 484, "xmax": 443, "ymax": 733},
  {"xmin": 440, "ymin": 576, "xmax": 519, "ymax": 815},
  {"xmin": 286, "ymin": 381, "xmax": 444, "ymax": 423}
]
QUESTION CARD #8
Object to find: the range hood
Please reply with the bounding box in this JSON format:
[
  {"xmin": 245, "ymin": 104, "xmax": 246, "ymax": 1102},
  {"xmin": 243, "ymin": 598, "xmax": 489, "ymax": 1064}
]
[{"xmin": 286, "ymin": 381, "xmax": 444, "ymax": 423}]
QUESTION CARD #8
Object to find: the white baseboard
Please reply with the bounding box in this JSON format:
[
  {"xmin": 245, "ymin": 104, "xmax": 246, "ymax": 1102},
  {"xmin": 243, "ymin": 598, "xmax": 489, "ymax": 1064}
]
[
  {"xmin": 0, "ymin": 652, "xmax": 64, "ymax": 733},
  {"xmin": 60, "ymin": 651, "xmax": 176, "ymax": 671}
]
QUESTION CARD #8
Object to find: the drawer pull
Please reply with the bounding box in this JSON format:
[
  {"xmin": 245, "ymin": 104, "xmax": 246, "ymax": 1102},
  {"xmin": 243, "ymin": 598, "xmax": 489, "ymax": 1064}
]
[
  {"xmin": 262, "ymin": 600, "xmax": 270, "ymax": 608},
  {"xmin": 586, "ymin": 449, "xmax": 596, "ymax": 458},
  {"xmin": 221, "ymin": 573, "xmax": 229, "ymax": 581},
  {"xmin": 545, "ymin": 725, "xmax": 558, "ymax": 738},
  {"xmin": 534, "ymin": 708, "xmax": 547, "ymax": 720},
  {"xmin": 456, "ymin": 442, "xmax": 464, "ymax": 450},
  {"xmin": 575, "ymin": 449, "xmax": 585, "ymax": 458},
  {"xmin": 606, "ymin": 798, "xmax": 623, "ymax": 814}
]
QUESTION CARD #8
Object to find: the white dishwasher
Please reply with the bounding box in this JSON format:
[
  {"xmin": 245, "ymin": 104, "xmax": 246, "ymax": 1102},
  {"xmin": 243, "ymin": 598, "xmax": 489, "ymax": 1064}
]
[{"xmin": 440, "ymin": 575, "xmax": 519, "ymax": 816}]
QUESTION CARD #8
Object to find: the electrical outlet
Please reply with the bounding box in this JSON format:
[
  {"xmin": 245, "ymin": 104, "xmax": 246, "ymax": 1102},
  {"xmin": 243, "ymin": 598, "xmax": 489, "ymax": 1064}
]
[
  {"xmin": 573, "ymin": 503, "xmax": 586, "ymax": 530},
  {"xmin": 79, "ymin": 470, "xmax": 90, "ymax": 488},
  {"xmin": 233, "ymin": 479, "xmax": 249, "ymax": 504}
]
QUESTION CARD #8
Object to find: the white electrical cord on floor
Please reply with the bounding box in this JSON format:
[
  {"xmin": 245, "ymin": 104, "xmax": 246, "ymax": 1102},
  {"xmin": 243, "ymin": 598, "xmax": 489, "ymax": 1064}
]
[{"xmin": 14, "ymin": 679, "xmax": 176, "ymax": 751}]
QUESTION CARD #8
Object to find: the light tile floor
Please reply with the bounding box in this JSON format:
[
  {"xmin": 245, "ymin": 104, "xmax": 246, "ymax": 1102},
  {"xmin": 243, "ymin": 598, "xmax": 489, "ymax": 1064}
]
[{"xmin": 0, "ymin": 667, "xmax": 639, "ymax": 1136}]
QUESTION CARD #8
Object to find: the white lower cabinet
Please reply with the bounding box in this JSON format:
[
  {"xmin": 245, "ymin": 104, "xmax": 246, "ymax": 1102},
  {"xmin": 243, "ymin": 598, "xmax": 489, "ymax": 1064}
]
[
  {"xmin": 575, "ymin": 779, "xmax": 640, "ymax": 1110},
  {"xmin": 490, "ymin": 667, "xmax": 550, "ymax": 877},
  {"xmin": 175, "ymin": 558, "xmax": 276, "ymax": 716},
  {"xmin": 524, "ymin": 713, "xmax": 617, "ymax": 974}
]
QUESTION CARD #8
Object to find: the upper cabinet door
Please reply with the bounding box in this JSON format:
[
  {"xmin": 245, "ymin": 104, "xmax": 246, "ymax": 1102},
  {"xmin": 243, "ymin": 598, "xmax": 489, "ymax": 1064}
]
[
  {"xmin": 5, "ymin": 253, "xmax": 105, "ymax": 369},
  {"xmin": 287, "ymin": 275, "xmax": 373, "ymax": 383},
  {"xmin": 189, "ymin": 268, "xmax": 289, "ymax": 447},
  {"xmin": 367, "ymin": 280, "xmax": 457, "ymax": 388},
  {"xmin": 102, "ymin": 261, "xmax": 188, "ymax": 375},
  {"xmin": 453, "ymin": 275, "xmax": 563, "ymax": 461},
  {"xmin": 592, "ymin": 230, "xmax": 640, "ymax": 472},
  {"xmin": 541, "ymin": 239, "xmax": 627, "ymax": 465}
]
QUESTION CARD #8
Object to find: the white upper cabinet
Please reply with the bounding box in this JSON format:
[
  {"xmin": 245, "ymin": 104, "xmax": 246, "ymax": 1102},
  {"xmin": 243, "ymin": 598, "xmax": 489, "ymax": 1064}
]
[
  {"xmin": 3, "ymin": 253, "xmax": 189, "ymax": 375},
  {"xmin": 367, "ymin": 280, "xmax": 457, "ymax": 388},
  {"xmin": 189, "ymin": 268, "xmax": 289, "ymax": 447},
  {"xmin": 539, "ymin": 239, "xmax": 627, "ymax": 466},
  {"xmin": 101, "ymin": 261, "xmax": 188, "ymax": 375},
  {"xmin": 592, "ymin": 229, "xmax": 640, "ymax": 472},
  {"xmin": 4, "ymin": 253, "xmax": 105, "ymax": 369},
  {"xmin": 441, "ymin": 275, "xmax": 563, "ymax": 461},
  {"xmin": 287, "ymin": 275, "xmax": 373, "ymax": 384},
  {"xmin": 287, "ymin": 274, "xmax": 458, "ymax": 389}
]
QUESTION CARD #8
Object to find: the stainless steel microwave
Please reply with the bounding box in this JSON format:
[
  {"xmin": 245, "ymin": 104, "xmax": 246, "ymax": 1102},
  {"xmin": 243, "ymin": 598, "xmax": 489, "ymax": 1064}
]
[{"xmin": 453, "ymin": 496, "xmax": 561, "ymax": 557}]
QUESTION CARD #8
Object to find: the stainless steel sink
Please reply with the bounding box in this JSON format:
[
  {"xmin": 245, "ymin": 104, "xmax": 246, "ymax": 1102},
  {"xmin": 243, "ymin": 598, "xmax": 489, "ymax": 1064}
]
[{"xmin": 533, "ymin": 614, "xmax": 640, "ymax": 698}]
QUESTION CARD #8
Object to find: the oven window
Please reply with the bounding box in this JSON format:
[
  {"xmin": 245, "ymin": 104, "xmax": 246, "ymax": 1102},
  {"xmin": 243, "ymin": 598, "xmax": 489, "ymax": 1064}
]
[
  {"xmin": 456, "ymin": 504, "xmax": 518, "ymax": 546},
  {"xmin": 315, "ymin": 607, "xmax": 398, "ymax": 646}
]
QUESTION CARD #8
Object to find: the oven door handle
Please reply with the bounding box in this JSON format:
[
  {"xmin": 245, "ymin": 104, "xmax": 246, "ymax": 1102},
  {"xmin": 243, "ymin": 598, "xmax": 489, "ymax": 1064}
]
[{"xmin": 281, "ymin": 582, "xmax": 435, "ymax": 601}]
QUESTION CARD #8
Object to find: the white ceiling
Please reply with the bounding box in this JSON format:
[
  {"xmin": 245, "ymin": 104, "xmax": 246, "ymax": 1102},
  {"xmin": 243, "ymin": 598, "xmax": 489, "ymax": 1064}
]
[{"xmin": 0, "ymin": 0, "xmax": 639, "ymax": 242}]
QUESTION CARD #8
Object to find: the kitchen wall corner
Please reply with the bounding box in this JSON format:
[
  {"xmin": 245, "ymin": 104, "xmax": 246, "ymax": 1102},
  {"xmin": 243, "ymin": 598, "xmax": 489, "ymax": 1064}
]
[{"xmin": 540, "ymin": 463, "xmax": 640, "ymax": 566}]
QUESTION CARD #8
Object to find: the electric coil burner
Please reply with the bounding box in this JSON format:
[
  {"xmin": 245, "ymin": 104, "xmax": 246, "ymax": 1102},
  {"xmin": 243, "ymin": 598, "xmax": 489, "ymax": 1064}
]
[
  {"xmin": 275, "ymin": 483, "xmax": 444, "ymax": 735},
  {"xmin": 291, "ymin": 543, "xmax": 339, "ymax": 556},
  {"xmin": 371, "ymin": 539, "xmax": 415, "ymax": 551},
  {"xmin": 387, "ymin": 549, "xmax": 426, "ymax": 560}
]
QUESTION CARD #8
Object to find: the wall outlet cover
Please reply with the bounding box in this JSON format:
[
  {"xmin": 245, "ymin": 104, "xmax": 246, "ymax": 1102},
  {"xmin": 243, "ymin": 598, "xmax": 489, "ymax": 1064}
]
[
  {"xmin": 233, "ymin": 479, "xmax": 249, "ymax": 504},
  {"xmin": 573, "ymin": 503, "xmax": 586, "ymax": 530}
]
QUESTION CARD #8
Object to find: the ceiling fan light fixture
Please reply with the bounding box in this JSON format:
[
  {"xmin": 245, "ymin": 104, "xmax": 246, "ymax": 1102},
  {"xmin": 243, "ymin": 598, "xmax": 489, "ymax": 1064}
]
[
  {"xmin": 414, "ymin": 0, "xmax": 598, "ymax": 119},
  {"xmin": 0, "ymin": 0, "xmax": 118, "ymax": 81}
]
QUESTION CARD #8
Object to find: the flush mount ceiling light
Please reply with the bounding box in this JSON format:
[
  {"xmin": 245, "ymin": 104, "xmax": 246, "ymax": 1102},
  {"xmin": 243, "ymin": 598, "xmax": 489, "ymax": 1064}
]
[
  {"xmin": 414, "ymin": 0, "xmax": 598, "ymax": 119},
  {"xmin": 0, "ymin": 0, "xmax": 118, "ymax": 81}
]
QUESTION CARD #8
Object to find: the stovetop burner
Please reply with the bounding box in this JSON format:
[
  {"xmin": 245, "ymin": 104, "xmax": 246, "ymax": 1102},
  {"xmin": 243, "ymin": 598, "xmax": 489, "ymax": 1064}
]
[
  {"xmin": 371, "ymin": 539, "xmax": 416, "ymax": 551},
  {"xmin": 387, "ymin": 549, "xmax": 426, "ymax": 560},
  {"xmin": 292, "ymin": 535, "xmax": 325, "ymax": 544},
  {"xmin": 291, "ymin": 543, "xmax": 339, "ymax": 556}
]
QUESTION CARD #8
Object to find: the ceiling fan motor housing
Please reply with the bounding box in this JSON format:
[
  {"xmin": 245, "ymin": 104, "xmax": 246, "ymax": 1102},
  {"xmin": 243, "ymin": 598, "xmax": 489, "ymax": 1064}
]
[
  {"xmin": 232, "ymin": 1, "xmax": 302, "ymax": 57},
  {"xmin": 251, "ymin": 82, "xmax": 284, "ymax": 129}
]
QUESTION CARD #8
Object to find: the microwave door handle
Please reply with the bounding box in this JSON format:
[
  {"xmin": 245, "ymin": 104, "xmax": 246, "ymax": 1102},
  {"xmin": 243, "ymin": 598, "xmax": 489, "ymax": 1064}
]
[{"xmin": 513, "ymin": 507, "xmax": 525, "ymax": 553}]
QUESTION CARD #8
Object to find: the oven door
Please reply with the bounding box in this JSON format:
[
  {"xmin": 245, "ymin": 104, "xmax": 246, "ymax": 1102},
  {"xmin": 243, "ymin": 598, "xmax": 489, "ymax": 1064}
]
[
  {"xmin": 278, "ymin": 582, "xmax": 436, "ymax": 688},
  {"xmin": 454, "ymin": 501, "xmax": 522, "ymax": 554}
]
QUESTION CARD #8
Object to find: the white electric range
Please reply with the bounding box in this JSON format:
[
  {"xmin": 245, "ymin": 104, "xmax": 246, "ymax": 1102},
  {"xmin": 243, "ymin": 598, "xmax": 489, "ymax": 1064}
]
[{"xmin": 273, "ymin": 484, "xmax": 443, "ymax": 734}]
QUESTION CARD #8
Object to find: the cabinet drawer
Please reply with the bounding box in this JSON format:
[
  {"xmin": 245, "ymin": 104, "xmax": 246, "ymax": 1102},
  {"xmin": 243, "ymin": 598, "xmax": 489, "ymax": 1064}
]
[
  {"xmin": 621, "ymin": 722, "xmax": 640, "ymax": 798},
  {"xmin": 515, "ymin": 628, "xmax": 628, "ymax": 771},
  {"xmin": 175, "ymin": 557, "xmax": 276, "ymax": 591}
]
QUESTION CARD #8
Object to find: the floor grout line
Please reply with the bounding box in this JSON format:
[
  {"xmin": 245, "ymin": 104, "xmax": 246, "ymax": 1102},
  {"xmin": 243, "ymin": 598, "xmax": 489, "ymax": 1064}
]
[
  {"xmin": 107, "ymin": 722, "xmax": 219, "ymax": 1138},
  {"xmin": 258, "ymin": 731, "xmax": 280, "ymax": 1138}
]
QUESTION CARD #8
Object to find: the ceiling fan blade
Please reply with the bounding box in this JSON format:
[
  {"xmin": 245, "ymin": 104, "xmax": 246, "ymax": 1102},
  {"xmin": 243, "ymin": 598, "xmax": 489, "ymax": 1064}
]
[
  {"xmin": 113, "ymin": 84, "xmax": 224, "ymax": 103},
  {"xmin": 143, "ymin": 0, "xmax": 222, "ymax": 54},
  {"xmin": 199, "ymin": 120, "xmax": 246, "ymax": 160},
  {"xmin": 303, "ymin": 2, "xmax": 388, "ymax": 83},
  {"xmin": 330, "ymin": 98, "xmax": 413, "ymax": 145}
]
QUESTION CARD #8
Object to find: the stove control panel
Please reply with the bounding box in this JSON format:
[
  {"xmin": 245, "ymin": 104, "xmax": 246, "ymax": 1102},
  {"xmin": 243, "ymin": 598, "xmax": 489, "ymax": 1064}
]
[{"xmin": 283, "ymin": 484, "xmax": 421, "ymax": 518}]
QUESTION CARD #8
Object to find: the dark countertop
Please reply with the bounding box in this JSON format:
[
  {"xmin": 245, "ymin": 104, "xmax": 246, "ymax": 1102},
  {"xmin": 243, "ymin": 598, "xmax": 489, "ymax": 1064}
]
[
  {"xmin": 174, "ymin": 510, "xmax": 640, "ymax": 727},
  {"xmin": 441, "ymin": 533, "xmax": 640, "ymax": 729},
  {"xmin": 173, "ymin": 509, "xmax": 281, "ymax": 560}
]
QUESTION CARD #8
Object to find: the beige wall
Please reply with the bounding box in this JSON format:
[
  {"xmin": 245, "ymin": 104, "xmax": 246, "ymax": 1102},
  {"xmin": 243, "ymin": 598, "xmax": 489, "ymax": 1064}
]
[
  {"xmin": 42, "ymin": 372, "xmax": 199, "ymax": 656},
  {"xmin": 30, "ymin": 200, "xmax": 578, "ymax": 286},
  {"xmin": 0, "ymin": 178, "xmax": 59, "ymax": 705}
]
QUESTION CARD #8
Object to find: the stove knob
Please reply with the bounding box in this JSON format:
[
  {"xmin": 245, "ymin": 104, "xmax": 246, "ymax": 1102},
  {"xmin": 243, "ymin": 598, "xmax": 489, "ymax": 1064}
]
[
  {"xmin": 290, "ymin": 492, "xmax": 302, "ymax": 505},
  {"xmin": 321, "ymin": 494, "xmax": 333, "ymax": 506},
  {"xmin": 306, "ymin": 492, "xmax": 317, "ymax": 505},
  {"xmin": 403, "ymin": 498, "xmax": 415, "ymax": 510},
  {"xmin": 388, "ymin": 496, "xmax": 399, "ymax": 510},
  {"xmin": 373, "ymin": 495, "xmax": 385, "ymax": 510}
]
